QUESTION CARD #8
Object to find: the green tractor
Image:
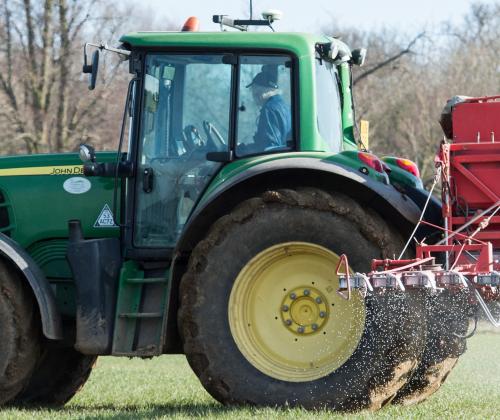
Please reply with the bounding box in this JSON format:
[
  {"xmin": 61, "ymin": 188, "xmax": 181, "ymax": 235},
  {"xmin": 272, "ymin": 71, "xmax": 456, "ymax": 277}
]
[{"xmin": 0, "ymin": 12, "xmax": 458, "ymax": 411}]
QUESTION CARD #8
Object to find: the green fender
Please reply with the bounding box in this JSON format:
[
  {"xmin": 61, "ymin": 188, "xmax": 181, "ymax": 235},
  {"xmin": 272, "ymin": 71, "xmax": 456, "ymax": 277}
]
[
  {"xmin": 177, "ymin": 157, "xmax": 422, "ymax": 253},
  {"xmin": 0, "ymin": 233, "xmax": 62, "ymax": 340}
]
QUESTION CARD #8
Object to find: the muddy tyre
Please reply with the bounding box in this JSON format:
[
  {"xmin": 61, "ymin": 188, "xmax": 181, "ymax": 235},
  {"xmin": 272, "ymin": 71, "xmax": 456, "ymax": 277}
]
[
  {"xmin": 393, "ymin": 292, "xmax": 469, "ymax": 405},
  {"xmin": 0, "ymin": 260, "xmax": 41, "ymax": 405},
  {"xmin": 179, "ymin": 188, "xmax": 426, "ymax": 411},
  {"xmin": 12, "ymin": 346, "xmax": 96, "ymax": 407}
]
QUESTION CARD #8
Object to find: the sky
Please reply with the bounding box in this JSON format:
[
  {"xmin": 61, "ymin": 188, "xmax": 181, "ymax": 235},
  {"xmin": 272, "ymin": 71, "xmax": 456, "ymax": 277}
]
[{"xmin": 137, "ymin": 0, "xmax": 497, "ymax": 33}]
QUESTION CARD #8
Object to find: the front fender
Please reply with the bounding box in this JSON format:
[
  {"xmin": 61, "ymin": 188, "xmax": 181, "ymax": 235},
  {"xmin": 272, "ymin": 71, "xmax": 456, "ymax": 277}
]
[{"xmin": 0, "ymin": 233, "xmax": 62, "ymax": 340}]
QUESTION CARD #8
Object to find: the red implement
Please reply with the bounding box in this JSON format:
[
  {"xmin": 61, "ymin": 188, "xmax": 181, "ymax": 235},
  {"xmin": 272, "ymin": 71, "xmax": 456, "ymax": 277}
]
[
  {"xmin": 364, "ymin": 96, "xmax": 500, "ymax": 304},
  {"xmin": 436, "ymin": 96, "xmax": 500, "ymax": 250},
  {"xmin": 452, "ymin": 96, "xmax": 500, "ymax": 143}
]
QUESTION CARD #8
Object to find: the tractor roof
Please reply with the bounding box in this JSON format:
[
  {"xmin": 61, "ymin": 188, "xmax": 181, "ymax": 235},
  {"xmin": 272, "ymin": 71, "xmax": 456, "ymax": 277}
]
[{"xmin": 119, "ymin": 31, "xmax": 334, "ymax": 57}]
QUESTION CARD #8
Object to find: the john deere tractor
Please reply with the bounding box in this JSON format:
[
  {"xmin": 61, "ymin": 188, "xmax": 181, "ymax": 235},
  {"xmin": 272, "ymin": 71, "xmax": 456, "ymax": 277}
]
[{"xmin": 0, "ymin": 13, "xmax": 458, "ymax": 411}]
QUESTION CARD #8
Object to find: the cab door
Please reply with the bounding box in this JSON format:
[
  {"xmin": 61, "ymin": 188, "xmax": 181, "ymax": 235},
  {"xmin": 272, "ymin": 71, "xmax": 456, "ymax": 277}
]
[{"xmin": 133, "ymin": 53, "xmax": 233, "ymax": 249}]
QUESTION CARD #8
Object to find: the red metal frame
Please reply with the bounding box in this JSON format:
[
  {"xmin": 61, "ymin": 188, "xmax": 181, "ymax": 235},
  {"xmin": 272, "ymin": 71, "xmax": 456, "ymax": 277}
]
[
  {"xmin": 452, "ymin": 96, "xmax": 500, "ymax": 143},
  {"xmin": 437, "ymin": 97, "xmax": 500, "ymax": 254},
  {"xmin": 367, "ymin": 96, "xmax": 500, "ymax": 301},
  {"xmin": 371, "ymin": 257, "xmax": 433, "ymax": 273},
  {"xmin": 416, "ymin": 243, "xmax": 493, "ymax": 273}
]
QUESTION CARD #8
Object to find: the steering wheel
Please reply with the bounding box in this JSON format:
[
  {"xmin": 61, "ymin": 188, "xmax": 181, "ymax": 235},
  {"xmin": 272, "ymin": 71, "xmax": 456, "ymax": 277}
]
[
  {"xmin": 202, "ymin": 120, "xmax": 226, "ymax": 151},
  {"xmin": 146, "ymin": 125, "xmax": 208, "ymax": 164}
]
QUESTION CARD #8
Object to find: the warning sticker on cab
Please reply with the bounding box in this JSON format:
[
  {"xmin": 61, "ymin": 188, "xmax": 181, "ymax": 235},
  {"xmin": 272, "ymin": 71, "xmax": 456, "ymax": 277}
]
[{"xmin": 94, "ymin": 204, "xmax": 117, "ymax": 228}]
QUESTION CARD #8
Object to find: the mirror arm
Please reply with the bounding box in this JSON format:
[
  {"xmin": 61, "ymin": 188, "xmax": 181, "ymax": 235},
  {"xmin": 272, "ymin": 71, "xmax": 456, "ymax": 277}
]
[
  {"xmin": 84, "ymin": 42, "xmax": 130, "ymax": 60},
  {"xmin": 103, "ymin": 44, "xmax": 131, "ymax": 58}
]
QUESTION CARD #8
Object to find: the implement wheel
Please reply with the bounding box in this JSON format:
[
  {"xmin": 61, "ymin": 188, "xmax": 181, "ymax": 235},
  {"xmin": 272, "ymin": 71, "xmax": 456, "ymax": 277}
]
[
  {"xmin": 0, "ymin": 260, "xmax": 40, "ymax": 405},
  {"xmin": 393, "ymin": 292, "xmax": 469, "ymax": 405},
  {"xmin": 12, "ymin": 347, "xmax": 96, "ymax": 407},
  {"xmin": 179, "ymin": 188, "xmax": 426, "ymax": 411}
]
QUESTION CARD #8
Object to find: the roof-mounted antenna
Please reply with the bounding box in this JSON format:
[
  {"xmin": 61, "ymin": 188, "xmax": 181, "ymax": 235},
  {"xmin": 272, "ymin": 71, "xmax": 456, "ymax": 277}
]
[{"xmin": 213, "ymin": 9, "xmax": 282, "ymax": 32}]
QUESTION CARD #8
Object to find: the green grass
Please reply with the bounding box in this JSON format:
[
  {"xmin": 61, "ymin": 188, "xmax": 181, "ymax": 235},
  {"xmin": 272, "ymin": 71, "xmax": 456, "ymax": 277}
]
[{"xmin": 2, "ymin": 330, "xmax": 499, "ymax": 419}]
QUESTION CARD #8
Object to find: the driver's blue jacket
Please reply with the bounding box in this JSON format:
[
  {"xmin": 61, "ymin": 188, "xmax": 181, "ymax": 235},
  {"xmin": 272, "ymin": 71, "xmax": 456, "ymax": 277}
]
[{"xmin": 253, "ymin": 95, "xmax": 291, "ymax": 151}]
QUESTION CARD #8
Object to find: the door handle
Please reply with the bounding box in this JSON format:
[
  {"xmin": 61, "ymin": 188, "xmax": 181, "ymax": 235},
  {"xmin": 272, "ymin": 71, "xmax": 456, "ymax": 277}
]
[{"xmin": 142, "ymin": 167, "xmax": 154, "ymax": 193}]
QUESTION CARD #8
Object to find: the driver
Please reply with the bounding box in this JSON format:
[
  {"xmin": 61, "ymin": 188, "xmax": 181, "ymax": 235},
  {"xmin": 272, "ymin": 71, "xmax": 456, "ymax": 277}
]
[{"xmin": 245, "ymin": 66, "xmax": 291, "ymax": 153}]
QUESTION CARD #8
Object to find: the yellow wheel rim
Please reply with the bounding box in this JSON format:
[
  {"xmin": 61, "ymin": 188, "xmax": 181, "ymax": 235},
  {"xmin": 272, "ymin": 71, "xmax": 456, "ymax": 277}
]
[{"xmin": 228, "ymin": 242, "xmax": 366, "ymax": 382}]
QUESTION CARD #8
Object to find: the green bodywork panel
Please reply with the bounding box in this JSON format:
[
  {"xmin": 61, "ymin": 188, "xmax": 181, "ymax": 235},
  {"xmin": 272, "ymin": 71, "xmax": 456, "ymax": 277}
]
[
  {"xmin": 0, "ymin": 152, "xmax": 119, "ymax": 247},
  {"xmin": 381, "ymin": 156, "xmax": 423, "ymax": 189},
  {"xmin": 0, "ymin": 152, "xmax": 120, "ymax": 315}
]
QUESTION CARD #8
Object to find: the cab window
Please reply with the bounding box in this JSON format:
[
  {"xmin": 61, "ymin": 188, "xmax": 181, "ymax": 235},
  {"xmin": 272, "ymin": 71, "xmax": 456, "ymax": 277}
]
[{"xmin": 315, "ymin": 59, "xmax": 342, "ymax": 152}]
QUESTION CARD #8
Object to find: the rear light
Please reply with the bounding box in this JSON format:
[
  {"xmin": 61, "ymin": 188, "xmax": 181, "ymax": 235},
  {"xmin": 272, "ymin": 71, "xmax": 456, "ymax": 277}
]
[
  {"xmin": 358, "ymin": 152, "xmax": 384, "ymax": 173},
  {"xmin": 396, "ymin": 158, "xmax": 420, "ymax": 178}
]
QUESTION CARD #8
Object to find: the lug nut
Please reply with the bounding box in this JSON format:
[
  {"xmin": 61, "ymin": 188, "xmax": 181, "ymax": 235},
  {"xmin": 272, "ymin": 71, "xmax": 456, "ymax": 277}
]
[
  {"xmin": 285, "ymin": 319, "xmax": 292, "ymax": 326},
  {"xmin": 311, "ymin": 323, "xmax": 318, "ymax": 331},
  {"xmin": 315, "ymin": 297, "xmax": 322, "ymax": 304},
  {"xmin": 319, "ymin": 311, "xmax": 326, "ymax": 318},
  {"xmin": 282, "ymin": 304, "xmax": 289, "ymax": 312},
  {"xmin": 297, "ymin": 326, "xmax": 305, "ymax": 333},
  {"xmin": 303, "ymin": 289, "xmax": 310, "ymax": 296},
  {"xmin": 290, "ymin": 292, "xmax": 297, "ymax": 300}
]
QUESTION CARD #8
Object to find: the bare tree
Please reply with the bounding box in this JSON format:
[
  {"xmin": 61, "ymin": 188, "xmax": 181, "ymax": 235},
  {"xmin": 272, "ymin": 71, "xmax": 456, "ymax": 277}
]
[
  {"xmin": 0, "ymin": 0, "xmax": 131, "ymax": 153},
  {"xmin": 323, "ymin": 2, "xmax": 500, "ymax": 181}
]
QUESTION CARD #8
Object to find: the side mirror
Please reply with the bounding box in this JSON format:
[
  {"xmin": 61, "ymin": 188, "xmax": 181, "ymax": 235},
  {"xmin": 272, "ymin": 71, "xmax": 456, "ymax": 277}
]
[
  {"xmin": 82, "ymin": 49, "xmax": 99, "ymax": 90},
  {"xmin": 351, "ymin": 48, "xmax": 367, "ymax": 66},
  {"xmin": 316, "ymin": 42, "xmax": 339, "ymax": 61},
  {"xmin": 79, "ymin": 144, "xmax": 96, "ymax": 163}
]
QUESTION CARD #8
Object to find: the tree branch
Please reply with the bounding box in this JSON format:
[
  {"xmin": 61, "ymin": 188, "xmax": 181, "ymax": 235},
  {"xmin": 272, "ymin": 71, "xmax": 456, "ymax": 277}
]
[
  {"xmin": 353, "ymin": 32, "xmax": 426, "ymax": 85},
  {"xmin": 2, "ymin": 0, "xmax": 13, "ymax": 91},
  {"xmin": 68, "ymin": 0, "xmax": 98, "ymax": 42},
  {"xmin": 23, "ymin": 0, "xmax": 38, "ymax": 77}
]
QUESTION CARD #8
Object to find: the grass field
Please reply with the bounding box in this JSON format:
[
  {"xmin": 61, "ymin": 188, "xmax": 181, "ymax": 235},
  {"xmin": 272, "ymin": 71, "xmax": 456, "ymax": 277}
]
[{"xmin": 2, "ymin": 329, "xmax": 499, "ymax": 419}]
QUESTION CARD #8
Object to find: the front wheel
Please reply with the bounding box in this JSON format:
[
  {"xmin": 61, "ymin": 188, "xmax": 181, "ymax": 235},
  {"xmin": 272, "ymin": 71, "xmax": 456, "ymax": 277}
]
[
  {"xmin": 179, "ymin": 188, "xmax": 426, "ymax": 411},
  {"xmin": 12, "ymin": 346, "xmax": 96, "ymax": 407},
  {"xmin": 0, "ymin": 260, "xmax": 40, "ymax": 405}
]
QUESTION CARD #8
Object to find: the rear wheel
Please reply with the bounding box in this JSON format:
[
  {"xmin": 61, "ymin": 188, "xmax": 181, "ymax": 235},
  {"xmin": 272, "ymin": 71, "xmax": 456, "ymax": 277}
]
[
  {"xmin": 179, "ymin": 188, "xmax": 426, "ymax": 411},
  {"xmin": 0, "ymin": 260, "xmax": 40, "ymax": 405},
  {"xmin": 393, "ymin": 292, "xmax": 469, "ymax": 405},
  {"xmin": 13, "ymin": 346, "xmax": 96, "ymax": 407}
]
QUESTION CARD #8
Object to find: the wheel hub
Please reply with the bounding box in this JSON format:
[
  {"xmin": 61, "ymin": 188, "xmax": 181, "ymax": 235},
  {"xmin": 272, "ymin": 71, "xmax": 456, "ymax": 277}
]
[
  {"xmin": 281, "ymin": 287, "xmax": 329, "ymax": 334},
  {"xmin": 228, "ymin": 242, "xmax": 366, "ymax": 382}
]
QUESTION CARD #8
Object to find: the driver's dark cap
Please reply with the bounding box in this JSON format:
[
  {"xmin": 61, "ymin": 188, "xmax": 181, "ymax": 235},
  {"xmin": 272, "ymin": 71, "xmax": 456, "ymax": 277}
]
[{"xmin": 246, "ymin": 65, "xmax": 278, "ymax": 89}]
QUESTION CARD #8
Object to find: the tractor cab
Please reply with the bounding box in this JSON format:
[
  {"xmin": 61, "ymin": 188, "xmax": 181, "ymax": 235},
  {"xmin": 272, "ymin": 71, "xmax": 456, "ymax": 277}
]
[{"xmin": 80, "ymin": 15, "xmax": 368, "ymax": 255}]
